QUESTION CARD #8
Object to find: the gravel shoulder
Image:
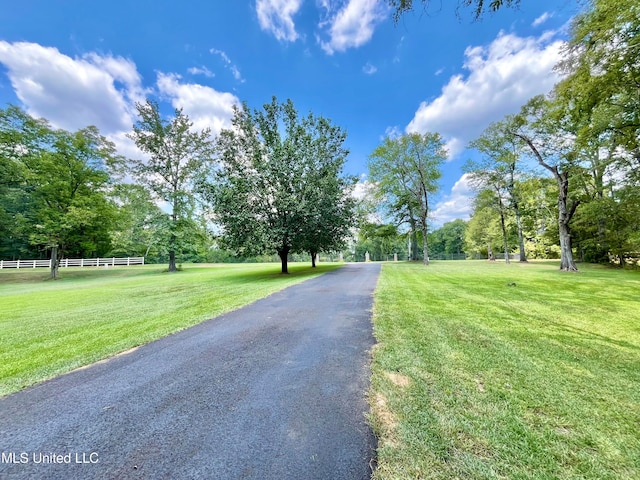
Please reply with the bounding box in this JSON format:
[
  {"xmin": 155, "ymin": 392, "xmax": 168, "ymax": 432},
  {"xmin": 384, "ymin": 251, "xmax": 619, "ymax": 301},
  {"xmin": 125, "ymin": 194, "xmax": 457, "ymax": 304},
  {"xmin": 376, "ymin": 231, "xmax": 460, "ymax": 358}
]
[{"xmin": 0, "ymin": 262, "xmax": 381, "ymax": 479}]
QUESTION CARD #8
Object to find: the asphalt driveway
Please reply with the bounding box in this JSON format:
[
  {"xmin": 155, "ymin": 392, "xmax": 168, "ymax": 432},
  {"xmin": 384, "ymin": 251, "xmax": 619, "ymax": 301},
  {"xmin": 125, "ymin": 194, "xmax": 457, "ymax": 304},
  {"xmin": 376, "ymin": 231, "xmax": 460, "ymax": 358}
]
[{"xmin": 0, "ymin": 262, "xmax": 381, "ymax": 479}]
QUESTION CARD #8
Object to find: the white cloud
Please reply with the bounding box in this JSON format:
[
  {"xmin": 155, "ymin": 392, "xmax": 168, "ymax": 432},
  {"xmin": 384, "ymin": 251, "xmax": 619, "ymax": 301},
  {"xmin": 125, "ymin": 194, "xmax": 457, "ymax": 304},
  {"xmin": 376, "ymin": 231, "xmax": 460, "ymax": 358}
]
[
  {"xmin": 352, "ymin": 176, "xmax": 376, "ymax": 201},
  {"xmin": 319, "ymin": 0, "xmax": 388, "ymax": 54},
  {"xmin": 230, "ymin": 65, "xmax": 244, "ymax": 82},
  {"xmin": 363, "ymin": 62, "xmax": 377, "ymax": 74},
  {"xmin": 256, "ymin": 0, "xmax": 302, "ymax": 42},
  {"xmin": 383, "ymin": 125, "xmax": 402, "ymax": 140},
  {"xmin": 406, "ymin": 30, "xmax": 565, "ymax": 159},
  {"xmin": 210, "ymin": 48, "xmax": 245, "ymax": 83},
  {"xmin": 0, "ymin": 41, "xmax": 240, "ymax": 161},
  {"xmin": 210, "ymin": 48, "xmax": 232, "ymax": 64},
  {"xmin": 188, "ymin": 66, "xmax": 215, "ymax": 78},
  {"xmin": 431, "ymin": 173, "xmax": 474, "ymax": 226},
  {"xmin": 156, "ymin": 72, "xmax": 239, "ymax": 136},
  {"xmin": 532, "ymin": 12, "xmax": 552, "ymax": 27},
  {"xmin": 0, "ymin": 41, "xmax": 144, "ymax": 134}
]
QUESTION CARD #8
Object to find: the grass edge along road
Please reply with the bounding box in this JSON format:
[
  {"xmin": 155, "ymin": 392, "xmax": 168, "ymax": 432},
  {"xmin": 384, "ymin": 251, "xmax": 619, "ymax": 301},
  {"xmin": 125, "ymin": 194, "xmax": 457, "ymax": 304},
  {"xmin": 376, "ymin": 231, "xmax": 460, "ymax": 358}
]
[
  {"xmin": 369, "ymin": 261, "xmax": 640, "ymax": 480},
  {"xmin": 0, "ymin": 262, "xmax": 342, "ymax": 397}
]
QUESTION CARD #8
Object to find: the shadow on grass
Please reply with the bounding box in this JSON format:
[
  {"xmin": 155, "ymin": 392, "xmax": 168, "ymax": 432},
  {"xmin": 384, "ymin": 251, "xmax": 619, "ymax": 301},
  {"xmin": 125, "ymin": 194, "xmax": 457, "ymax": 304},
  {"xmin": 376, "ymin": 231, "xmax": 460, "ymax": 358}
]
[
  {"xmin": 0, "ymin": 262, "xmax": 345, "ymax": 286},
  {"xmin": 214, "ymin": 263, "xmax": 344, "ymax": 284}
]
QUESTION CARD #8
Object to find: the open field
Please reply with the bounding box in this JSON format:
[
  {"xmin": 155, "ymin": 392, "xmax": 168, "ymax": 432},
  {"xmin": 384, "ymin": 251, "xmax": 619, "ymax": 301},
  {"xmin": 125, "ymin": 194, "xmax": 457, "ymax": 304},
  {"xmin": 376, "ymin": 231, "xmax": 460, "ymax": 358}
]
[
  {"xmin": 369, "ymin": 261, "xmax": 640, "ymax": 479},
  {"xmin": 0, "ymin": 262, "xmax": 342, "ymax": 397}
]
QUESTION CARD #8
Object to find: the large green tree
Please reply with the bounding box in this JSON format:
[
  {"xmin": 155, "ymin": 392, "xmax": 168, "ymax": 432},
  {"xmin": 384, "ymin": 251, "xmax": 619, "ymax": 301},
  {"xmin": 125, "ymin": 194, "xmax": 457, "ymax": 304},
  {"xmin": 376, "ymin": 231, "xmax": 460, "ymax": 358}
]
[
  {"xmin": 468, "ymin": 118, "xmax": 528, "ymax": 262},
  {"xmin": 0, "ymin": 106, "xmax": 121, "ymax": 278},
  {"xmin": 296, "ymin": 116, "xmax": 357, "ymax": 267},
  {"xmin": 367, "ymin": 136, "xmax": 420, "ymax": 260},
  {"xmin": 205, "ymin": 97, "xmax": 354, "ymax": 274},
  {"xmin": 511, "ymin": 95, "xmax": 581, "ymax": 271},
  {"xmin": 553, "ymin": 0, "xmax": 640, "ymax": 264},
  {"xmin": 369, "ymin": 132, "xmax": 446, "ymax": 265},
  {"xmin": 128, "ymin": 100, "xmax": 214, "ymax": 272}
]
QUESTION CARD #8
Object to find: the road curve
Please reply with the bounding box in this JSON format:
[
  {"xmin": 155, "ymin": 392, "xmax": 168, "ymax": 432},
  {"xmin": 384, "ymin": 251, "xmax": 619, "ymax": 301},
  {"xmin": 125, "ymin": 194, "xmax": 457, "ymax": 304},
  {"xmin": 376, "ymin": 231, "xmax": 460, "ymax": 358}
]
[{"xmin": 0, "ymin": 262, "xmax": 381, "ymax": 479}]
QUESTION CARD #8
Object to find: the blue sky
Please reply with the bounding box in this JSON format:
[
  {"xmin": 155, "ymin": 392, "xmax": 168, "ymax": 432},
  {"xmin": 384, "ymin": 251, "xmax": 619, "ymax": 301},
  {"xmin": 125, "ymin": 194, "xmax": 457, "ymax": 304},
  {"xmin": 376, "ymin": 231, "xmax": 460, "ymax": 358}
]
[{"xmin": 0, "ymin": 0, "xmax": 580, "ymax": 225}]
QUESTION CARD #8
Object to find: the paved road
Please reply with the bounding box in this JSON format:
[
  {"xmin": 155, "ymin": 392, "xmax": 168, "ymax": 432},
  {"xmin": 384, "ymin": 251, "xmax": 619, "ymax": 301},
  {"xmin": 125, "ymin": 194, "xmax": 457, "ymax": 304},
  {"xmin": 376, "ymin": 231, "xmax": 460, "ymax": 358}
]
[{"xmin": 0, "ymin": 263, "xmax": 381, "ymax": 479}]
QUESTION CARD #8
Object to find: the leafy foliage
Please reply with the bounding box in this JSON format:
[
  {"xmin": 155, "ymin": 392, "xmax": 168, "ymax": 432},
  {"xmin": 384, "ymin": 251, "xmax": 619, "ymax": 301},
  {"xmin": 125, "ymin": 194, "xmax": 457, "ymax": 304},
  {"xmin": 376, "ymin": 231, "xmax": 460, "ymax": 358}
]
[
  {"xmin": 369, "ymin": 132, "xmax": 446, "ymax": 265},
  {"xmin": 127, "ymin": 100, "xmax": 214, "ymax": 272},
  {"xmin": 204, "ymin": 97, "xmax": 355, "ymax": 273},
  {"xmin": 0, "ymin": 106, "xmax": 121, "ymax": 277}
]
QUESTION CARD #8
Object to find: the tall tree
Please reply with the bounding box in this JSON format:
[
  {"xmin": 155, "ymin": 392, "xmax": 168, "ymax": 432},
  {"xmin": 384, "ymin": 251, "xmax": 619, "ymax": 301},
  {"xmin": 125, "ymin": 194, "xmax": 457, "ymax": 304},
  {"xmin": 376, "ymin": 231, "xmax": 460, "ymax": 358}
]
[
  {"xmin": 205, "ymin": 97, "xmax": 353, "ymax": 274},
  {"xmin": 367, "ymin": 136, "xmax": 420, "ymax": 260},
  {"xmin": 128, "ymin": 100, "xmax": 214, "ymax": 272},
  {"xmin": 0, "ymin": 106, "xmax": 121, "ymax": 278},
  {"xmin": 31, "ymin": 127, "xmax": 120, "ymax": 278},
  {"xmin": 468, "ymin": 118, "xmax": 528, "ymax": 262},
  {"xmin": 297, "ymin": 116, "xmax": 357, "ymax": 267},
  {"xmin": 554, "ymin": 0, "xmax": 640, "ymax": 264},
  {"xmin": 369, "ymin": 132, "xmax": 446, "ymax": 265},
  {"xmin": 511, "ymin": 95, "xmax": 581, "ymax": 271}
]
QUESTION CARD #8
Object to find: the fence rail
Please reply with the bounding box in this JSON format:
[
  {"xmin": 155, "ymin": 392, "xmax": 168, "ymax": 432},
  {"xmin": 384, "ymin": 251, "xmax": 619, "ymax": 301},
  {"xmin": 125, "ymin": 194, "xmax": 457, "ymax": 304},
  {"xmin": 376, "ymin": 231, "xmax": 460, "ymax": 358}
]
[{"xmin": 0, "ymin": 257, "xmax": 145, "ymax": 269}]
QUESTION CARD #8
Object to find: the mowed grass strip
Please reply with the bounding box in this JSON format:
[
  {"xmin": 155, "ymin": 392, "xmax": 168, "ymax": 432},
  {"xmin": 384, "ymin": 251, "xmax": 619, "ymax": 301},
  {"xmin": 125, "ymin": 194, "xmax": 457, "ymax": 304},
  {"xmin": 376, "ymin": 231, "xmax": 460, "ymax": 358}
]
[
  {"xmin": 370, "ymin": 261, "xmax": 640, "ymax": 480},
  {"xmin": 0, "ymin": 262, "xmax": 342, "ymax": 397}
]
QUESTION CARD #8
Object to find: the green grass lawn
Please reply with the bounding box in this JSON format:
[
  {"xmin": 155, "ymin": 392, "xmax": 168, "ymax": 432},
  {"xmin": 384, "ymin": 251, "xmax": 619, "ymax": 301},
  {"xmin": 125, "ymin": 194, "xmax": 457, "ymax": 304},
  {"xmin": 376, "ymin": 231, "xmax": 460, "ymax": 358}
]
[
  {"xmin": 0, "ymin": 262, "xmax": 342, "ymax": 397},
  {"xmin": 370, "ymin": 261, "xmax": 640, "ymax": 480}
]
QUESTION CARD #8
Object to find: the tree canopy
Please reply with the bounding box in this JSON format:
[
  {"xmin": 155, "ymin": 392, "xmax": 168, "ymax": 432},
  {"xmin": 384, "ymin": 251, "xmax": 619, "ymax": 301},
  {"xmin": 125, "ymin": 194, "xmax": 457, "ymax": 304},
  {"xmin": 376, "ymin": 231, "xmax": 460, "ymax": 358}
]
[
  {"xmin": 127, "ymin": 100, "xmax": 214, "ymax": 272},
  {"xmin": 369, "ymin": 132, "xmax": 446, "ymax": 265},
  {"xmin": 203, "ymin": 97, "xmax": 356, "ymax": 274},
  {"xmin": 0, "ymin": 106, "xmax": 121, "ymax": 278}
]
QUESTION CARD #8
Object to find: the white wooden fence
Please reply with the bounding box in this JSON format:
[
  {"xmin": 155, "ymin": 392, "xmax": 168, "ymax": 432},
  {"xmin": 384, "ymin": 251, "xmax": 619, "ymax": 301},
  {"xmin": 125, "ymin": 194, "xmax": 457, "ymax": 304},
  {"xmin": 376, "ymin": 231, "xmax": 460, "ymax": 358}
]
[{"xmin": 0, "ymin": 257, "xmax": 145, "ymax": 269}]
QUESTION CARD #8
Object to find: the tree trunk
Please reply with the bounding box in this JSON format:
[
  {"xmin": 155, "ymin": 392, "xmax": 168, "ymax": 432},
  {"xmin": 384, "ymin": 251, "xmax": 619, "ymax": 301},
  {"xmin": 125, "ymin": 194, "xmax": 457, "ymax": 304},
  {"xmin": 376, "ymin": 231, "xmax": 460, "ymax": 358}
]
[
  {"xmin": 498, "ymin": 196, "xmax": 510, "ymax": 265},
  {"xmin": 168, "ymin": 212, "xmax": 178, "ymax": 272},
  {"xmin": 421, "ymin": 225, "xmax": 430, "ymax": 266},
  {"xmin": 278, "ymin": 247, "xmax": 290, "ymax": 274},
  {"xmin": 557, "ymin": 172, "xmax": 579, "ymax": 272},
  {"xmin": 310, "ymin": 251, "xmax": 317, "ymax": 268},
  {"xmin": 512, "ymin": 133, "xmax": 578, "ymax": 272},
  {"xmin": 168, "ymin": 250, "xmax": 177, "ymax": 272},
  {"xmin": 50, "ymin": 246, "xmax": 59, "ymax": 280},
  {"xmin": 513, "ymin": 202, "xmax": 527, "ymax": 262},
  {"xmin": 487, "ymin": 244, "xmax": 495, "ymax": 261},
  {"xmin": 409, "ymin": 216, "xmax": 419, "ymax": 261},
  {"xmin": 558, "ymin": 221, "xmax": 577, "ymax": 271}
]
